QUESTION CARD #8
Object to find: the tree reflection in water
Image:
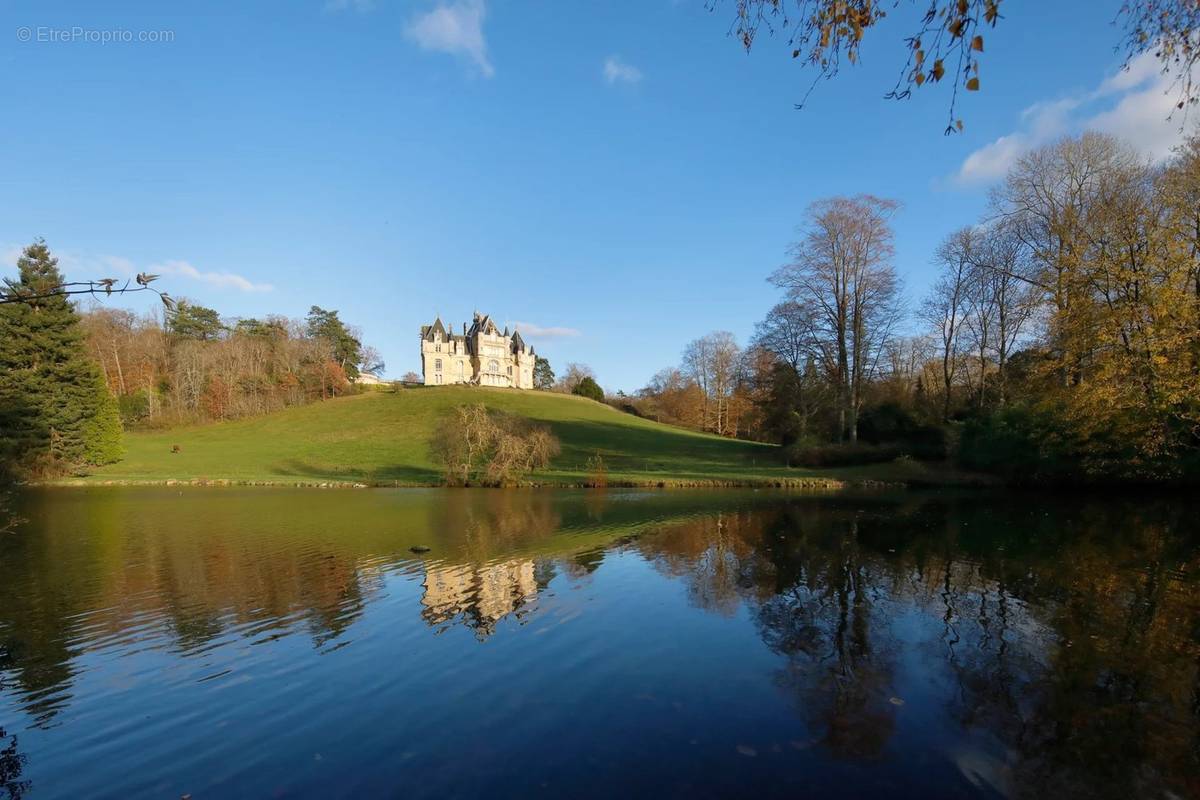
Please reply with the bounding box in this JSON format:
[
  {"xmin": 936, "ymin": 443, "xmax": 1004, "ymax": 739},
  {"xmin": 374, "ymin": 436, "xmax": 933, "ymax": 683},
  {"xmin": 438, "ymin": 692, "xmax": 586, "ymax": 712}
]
[
  {"xmin": 636, "ymin": 497, "xmax": 1200, "ymax": 798},
  {"xmin": 0, "ymin": 726, "xmax": 29, "ymax": 800},
  {"xmin": 0, "ymin": 489, "xmax": 1196, "ymax": 798}
]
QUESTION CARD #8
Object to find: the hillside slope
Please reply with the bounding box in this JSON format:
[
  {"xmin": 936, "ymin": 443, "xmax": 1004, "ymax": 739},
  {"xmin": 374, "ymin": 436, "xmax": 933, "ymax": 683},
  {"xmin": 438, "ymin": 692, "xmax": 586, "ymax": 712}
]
[{"xmin": 73, "ymin": 386, "xmax": 923, "ymax": 487}]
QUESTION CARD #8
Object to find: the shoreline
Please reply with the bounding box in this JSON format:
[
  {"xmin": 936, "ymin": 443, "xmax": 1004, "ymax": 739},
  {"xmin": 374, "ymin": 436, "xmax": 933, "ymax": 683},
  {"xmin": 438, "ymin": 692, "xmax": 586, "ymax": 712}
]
[{"xmin": 35, "ymin": 475, "xmax": 906, "ymax": 490}]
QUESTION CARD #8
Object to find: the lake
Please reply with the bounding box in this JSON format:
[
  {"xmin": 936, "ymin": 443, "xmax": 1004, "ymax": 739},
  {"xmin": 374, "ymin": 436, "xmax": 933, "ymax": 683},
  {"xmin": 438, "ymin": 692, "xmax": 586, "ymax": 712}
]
[{"xmin": 0, "ymin": 488, "xmax": 1197, "ymax": 799}]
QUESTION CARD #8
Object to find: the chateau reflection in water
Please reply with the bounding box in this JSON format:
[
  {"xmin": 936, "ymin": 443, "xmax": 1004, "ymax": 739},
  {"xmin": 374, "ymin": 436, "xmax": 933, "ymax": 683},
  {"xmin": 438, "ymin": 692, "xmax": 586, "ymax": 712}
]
[
  {"xmin": 0, "ymin": 488, "xmax": 1198, "ymax": 799},
  {"xmin": 420, "ymin": 560, "xmax": 541, "ymax": 639}
]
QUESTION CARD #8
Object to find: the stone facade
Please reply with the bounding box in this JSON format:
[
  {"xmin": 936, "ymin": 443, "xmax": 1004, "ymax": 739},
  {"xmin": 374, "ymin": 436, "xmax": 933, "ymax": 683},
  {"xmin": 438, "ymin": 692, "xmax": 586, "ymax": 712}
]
[{"xmin": 420, "ymin": 312, "xmax": 535, "ymax": 389}]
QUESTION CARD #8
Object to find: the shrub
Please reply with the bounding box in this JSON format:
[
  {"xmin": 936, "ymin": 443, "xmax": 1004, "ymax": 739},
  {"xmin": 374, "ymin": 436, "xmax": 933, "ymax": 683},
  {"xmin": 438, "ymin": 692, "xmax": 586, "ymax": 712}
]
[
  {"xmin": 858, "ymin": 402, "xmax": 947, "ymax": 460},
  {"xmin": 430, "ymin": 404, "xmax": 561, "ymax": 486},
  {"xmin": 958, "ymin": 405, "xmax": 1078, "ymax": 483},
  {"xmin": 586, "ymin": 452, "xmax": 608, "ymax": 488},
  {"xmin": 117, "ymin": 390, "xmax": 152, "ymax": 427},
  {"xmin": 572, "ymin": 376, "xmax": 604, "ymax": 403}
]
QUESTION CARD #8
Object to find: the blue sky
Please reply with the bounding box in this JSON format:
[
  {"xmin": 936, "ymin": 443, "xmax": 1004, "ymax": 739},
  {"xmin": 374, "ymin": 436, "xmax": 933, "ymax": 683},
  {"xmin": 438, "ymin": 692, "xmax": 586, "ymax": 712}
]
[{"xmin": 1, "ymin": 1, "xmax": 1190, "ymax": 390}]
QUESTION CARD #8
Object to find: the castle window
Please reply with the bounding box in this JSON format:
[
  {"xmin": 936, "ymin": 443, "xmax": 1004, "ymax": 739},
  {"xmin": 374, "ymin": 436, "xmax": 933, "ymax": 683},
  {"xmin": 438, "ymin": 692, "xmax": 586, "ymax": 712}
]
[
  {"xmin": 436, "ymin": 343, "xmax": 442, "ymax": 353},
  {"xmin": 457, "ymin": 361, "xmax": 465, "ymax": 378},
  {"xmin": 435, "ymin": 358, "xmax": 443, "ymax": 371},
  {"xmin": 488, "ymin": 359, "xmax": 500, "ymax": 373},
  {"xmin": 507, "ymin": 365, "xmax": 513, "ymax": 375}
]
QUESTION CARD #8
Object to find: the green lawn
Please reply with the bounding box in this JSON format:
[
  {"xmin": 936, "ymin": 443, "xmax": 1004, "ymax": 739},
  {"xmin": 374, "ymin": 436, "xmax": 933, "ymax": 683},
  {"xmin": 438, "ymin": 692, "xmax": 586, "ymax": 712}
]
[{"xmin": 66, "ymin": 386, "xmax": 960, "ymax": 487}]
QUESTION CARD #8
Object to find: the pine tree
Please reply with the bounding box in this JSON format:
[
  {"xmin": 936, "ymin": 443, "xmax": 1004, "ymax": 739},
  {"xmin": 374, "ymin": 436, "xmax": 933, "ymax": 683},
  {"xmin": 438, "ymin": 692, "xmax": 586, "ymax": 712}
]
[
  {"xmin": 0, "ymin": 240, "xmax": 123, "ymax": 477},
  {"xmin": 305, "ymin": 306, "xmax": 363, "ymax": 380},
  {"xmin": 533, "ymin": 356, "xmax": 555, "ymax": 390}
]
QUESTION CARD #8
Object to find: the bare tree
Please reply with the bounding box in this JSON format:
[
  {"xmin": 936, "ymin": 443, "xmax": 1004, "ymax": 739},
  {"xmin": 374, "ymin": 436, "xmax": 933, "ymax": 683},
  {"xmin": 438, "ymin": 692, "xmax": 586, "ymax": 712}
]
[
  {"xmin": 963, "ymin": 224, "xmax": 1038, "ymax": 406},
  {"xmin": 921, "ymin": 227, "xmax": 975, "ymax": 420},
  {"xmin": 555, "ymin": 362, "xmax": 595, "ymax": 393},
  {"xmin": 430, "ymin": 404, "xmax": 560, "ymax": 486},
  {"xmin": 752, "ymin": 301, "xmax": 820, "ymax": 374},
  {"xmin": 682, "ymin": 331, "xmax": 743, "ymax": 435},
  {"xmin": 770, "ymin": 195, "xmax": 903, "ymax": 442}
]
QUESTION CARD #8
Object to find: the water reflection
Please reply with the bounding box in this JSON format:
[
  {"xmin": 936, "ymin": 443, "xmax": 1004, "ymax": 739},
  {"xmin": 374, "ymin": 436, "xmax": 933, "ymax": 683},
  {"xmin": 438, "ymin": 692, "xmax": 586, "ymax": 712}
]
[
  {"xmin": 421, "ymin": 560, "xmax": 542, "ymax": 639},
  {"xmin": 0, "ymin": 488, "xmax": 1197, "ymax": 799}
]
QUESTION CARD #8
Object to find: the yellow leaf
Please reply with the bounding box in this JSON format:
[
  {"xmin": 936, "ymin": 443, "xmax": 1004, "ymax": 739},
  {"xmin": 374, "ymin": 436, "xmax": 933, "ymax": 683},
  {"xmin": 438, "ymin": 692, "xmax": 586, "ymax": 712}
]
[
  {"xmin": 971, "ymin": 35, "xmax": 984, "ymax": 52},
  {"xmin": 966, "ymin": 77, "xmax": 980, "ymax": 91}
]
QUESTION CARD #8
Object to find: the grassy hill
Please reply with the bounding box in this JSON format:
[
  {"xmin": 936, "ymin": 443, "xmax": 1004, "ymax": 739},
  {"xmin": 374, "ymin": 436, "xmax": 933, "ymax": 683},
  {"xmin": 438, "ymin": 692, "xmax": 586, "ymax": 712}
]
[{"xmin": 67, "ymin": 386, "xmax": 935, "ymax": 488}]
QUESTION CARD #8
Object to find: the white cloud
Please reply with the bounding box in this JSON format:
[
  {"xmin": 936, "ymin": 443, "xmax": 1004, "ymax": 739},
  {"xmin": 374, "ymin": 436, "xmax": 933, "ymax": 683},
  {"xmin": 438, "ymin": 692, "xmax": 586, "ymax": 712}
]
[
  {"xmin": 405, "ymin": 0, "xmax": 493, "ymax": 78},
  {"xmin": 512, "ymin": 321, "xmax": 581, "ymax": 339},
  {"xmin": 953, "ymin": 52, "xmax": 1190, "ymax": 186},
  {"xmin": 1, "ymin": 246, "xmax": 21, "ymax": 269},
  {"xmin": 0, "ymin": 247, "xmax": 270, "ymax": 296},
  {"xmin": 603, "ymin": 55, "xmax": 642, "ymax": 86},
  {"xmin": 152, "ymin": 259, "xmax": 274, "ymax": 293},
  {"xmin": 100, "ymin": 255, "xmax": 136, "ymax": 276}
]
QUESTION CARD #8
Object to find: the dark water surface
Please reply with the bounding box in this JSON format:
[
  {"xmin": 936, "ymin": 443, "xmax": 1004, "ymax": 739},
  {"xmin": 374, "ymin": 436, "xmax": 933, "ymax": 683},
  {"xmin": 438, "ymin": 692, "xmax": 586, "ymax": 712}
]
[{"xmin": 1, "ymin": 488, "xmax": 1198, "ymax": 799}]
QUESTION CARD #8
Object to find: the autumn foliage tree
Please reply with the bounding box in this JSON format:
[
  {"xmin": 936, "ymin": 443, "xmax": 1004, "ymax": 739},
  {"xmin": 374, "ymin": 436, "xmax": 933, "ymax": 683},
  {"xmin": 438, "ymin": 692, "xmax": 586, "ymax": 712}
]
[
  {"xmin": 81, "ymin": 304, "xmax": 371, "ymax": 427},
  {"xmin": 956, "ymin": 132, "xmax": 1200, "ymax": 479},
  {"xmin": 725, "ymin": 1, "xmax": 1200, "ymax": 131}
]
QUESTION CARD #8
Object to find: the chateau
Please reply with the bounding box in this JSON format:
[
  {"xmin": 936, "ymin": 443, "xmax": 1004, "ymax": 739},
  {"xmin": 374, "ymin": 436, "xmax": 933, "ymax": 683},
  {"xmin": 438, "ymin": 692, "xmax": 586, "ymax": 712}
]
[{"xmin": 420, "ymin": 312, "xmax": 536, "ymax": 388}]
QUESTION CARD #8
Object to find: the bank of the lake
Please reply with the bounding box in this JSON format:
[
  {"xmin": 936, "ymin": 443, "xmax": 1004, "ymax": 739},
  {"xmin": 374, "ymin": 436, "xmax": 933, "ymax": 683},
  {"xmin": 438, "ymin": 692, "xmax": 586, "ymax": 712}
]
[{"xmin": 55, "ymin": 387, "xmax": 985, "ymax": 489}]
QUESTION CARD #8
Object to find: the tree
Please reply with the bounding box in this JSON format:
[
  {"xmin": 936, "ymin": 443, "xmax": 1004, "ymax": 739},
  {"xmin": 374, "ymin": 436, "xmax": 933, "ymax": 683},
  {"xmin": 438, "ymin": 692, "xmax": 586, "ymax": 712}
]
[
  {"xmin": 638, "ymin": 367, "xmax": 706, "ymax": 429},
  {"xmin": 752, "ymin": 304, "xmax": 835, "ymax": 443},
  {"xmin": 360, "ymin": 345, "xmax": 385, "ymax": 376},
  {"xmin": 430, "ymin": 404, "xmax": 560, "ymax": 486},
  {"xmin": 0, "ymin": 241, "xmax": 123, "ymax": 477},
  {"xmin": 402, "ymin": 371, "xmax": 422, "ymax": 384},
  {"xmin": 233, "ymin": 317, "xmax": 287, "ymax": 339},
  {"xmin": 770, "ymin": 195, "xmax": 903, "ymax": 443},
  {"xmin": 305, "ymin": 306, "xmax": 363, "ymax": 380},
  {"xmin": 556, "ymin": 362, "xmax": 595, "ymax": 393},
  {"xmin": 921, "ymin": 227, "xmax": 974, "ymax": 420},
  {"xmin": 682, "ymin": 331, "xmax": 743, "ymax": 435},
  {"xmin": 168, "ymin": 301, "xmax": 225, "ymax": 341},
  {"xmin": 960, "ymin": 131, "xmax": 1200, "ymax": 478},
  {"xmin": 753, "ymin": 301, "xmax": 818, "ymax": 374},
  {"xmin": 990, "ymin": 133, "xmax": 1144, "ymax": 386},
  {"xmin": 533, "ymin": 356, "xmax": 555, "ymax": 390},
  {"xmin": 726, "ymin": 1, "xmax": 1200, "ymax": 131},
  {"xmin": 572, "ymin": 376, "xmax": 605, "ymax": 402},
  {"xmin": 963, "ymin": 224, "xmax": 1038, "ymax": 407}
]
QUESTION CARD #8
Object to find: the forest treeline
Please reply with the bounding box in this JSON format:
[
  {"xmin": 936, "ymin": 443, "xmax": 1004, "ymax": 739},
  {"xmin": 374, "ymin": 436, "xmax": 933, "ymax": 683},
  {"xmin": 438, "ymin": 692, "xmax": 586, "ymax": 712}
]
[
  {"xmin": 0, "ymin": 241, "xmax": 380, "ymax": 479},
  {"xmin": 80, "ymin": 301, "xmax": 381, "ymax": 428},
  {"xmin": 5, "ymin": 129, "xmax": 1198, "ymax": 484},
  {"xmin": 620, "ymin": 131, "xmax": 1200, "ymax": 483}
]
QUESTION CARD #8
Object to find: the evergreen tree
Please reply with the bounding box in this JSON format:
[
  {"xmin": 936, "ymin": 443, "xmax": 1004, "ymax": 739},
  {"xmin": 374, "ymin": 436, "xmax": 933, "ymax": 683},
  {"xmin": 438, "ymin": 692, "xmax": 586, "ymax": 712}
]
[
  {"xmin": 305, "ymin": 306, "xmax": 363, "ymax": 379},
  {"xmin": 572, "ymin": 376, "xmax": 605, "ymax": 403},
  {"xmin": 0, "ymin": 240, "xmax": 123, "ymax": 477},
  {"xmin": 168, "ymin": 300, "xmax": 225, "ymax": 340},
  {"xmin": 533, "ymin": 356, "xmax": 555, "ymax": 390}
]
